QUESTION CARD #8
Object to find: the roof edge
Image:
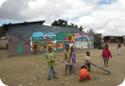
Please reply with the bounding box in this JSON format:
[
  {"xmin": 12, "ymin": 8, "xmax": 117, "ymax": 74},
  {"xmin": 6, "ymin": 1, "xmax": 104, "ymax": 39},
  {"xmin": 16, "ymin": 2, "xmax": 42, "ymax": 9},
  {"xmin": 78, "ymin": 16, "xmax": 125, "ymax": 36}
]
[{"xmin": 2, "ymin": 20, "xmax": 45, "ymax": 28}]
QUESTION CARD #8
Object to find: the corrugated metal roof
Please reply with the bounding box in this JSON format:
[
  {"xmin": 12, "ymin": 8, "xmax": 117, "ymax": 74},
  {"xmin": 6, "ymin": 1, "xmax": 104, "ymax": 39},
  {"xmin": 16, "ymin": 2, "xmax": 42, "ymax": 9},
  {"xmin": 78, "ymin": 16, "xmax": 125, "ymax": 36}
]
[
  {"xmin": 2, "ymin": 20, "xmax": 45, "ymax": 28},
  {"xmin": 7, "ymin": 22, "xmax": 81, "ymax": 34}
]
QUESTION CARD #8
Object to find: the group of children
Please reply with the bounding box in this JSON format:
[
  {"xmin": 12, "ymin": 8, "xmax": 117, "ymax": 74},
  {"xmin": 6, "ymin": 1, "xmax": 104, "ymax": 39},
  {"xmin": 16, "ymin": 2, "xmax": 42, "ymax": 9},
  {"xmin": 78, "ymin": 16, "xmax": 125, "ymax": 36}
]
[
  {"xmin": 63, "ymin": 45, "xmax": 77, "ymax": 75},
  {"xmin": 45, "ymin": 44, "xmax": 112, "ymax": 81}
]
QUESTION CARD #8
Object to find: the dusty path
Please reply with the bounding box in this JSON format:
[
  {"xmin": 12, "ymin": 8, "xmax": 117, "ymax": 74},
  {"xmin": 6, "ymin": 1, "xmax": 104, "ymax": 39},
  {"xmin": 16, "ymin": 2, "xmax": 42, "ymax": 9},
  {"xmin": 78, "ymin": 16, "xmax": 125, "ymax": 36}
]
[{"xmin": 0, "ymin": 44, "xmax": 125, "ymax": 86}]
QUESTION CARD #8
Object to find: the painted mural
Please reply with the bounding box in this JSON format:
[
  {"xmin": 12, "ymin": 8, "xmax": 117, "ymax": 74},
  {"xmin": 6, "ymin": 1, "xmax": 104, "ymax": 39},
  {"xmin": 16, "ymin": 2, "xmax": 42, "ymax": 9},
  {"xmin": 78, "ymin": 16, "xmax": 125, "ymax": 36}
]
[
  {"xmin": 9, "ymin": 31, "xmax": 94, "ymax": 56},
  {"xmin": 31, "ymin": 32, "xmax": 56, "ymax": 53},
  {"xmin": 31, "ymin": 32, "xmax": 74, "ymax": 52},
  {"xmin": 31, "ymin": 32, "xmax": 94, "ymax": 53},
  {"xmin": 44, "ymin": 32, "xmax": 56, "ymax": 41},
  {"xmin": 74, "ymin": 33, "xmax": 94, "ymax": 49}
]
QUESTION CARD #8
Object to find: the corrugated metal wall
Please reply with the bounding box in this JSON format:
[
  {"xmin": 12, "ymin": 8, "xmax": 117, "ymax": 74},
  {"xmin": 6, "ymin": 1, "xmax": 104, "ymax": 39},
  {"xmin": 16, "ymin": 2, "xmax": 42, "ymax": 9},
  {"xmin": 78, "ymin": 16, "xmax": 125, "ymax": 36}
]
[{"xmin": 8, "ymin": 23, "xmax": 94, "ymax": 56}]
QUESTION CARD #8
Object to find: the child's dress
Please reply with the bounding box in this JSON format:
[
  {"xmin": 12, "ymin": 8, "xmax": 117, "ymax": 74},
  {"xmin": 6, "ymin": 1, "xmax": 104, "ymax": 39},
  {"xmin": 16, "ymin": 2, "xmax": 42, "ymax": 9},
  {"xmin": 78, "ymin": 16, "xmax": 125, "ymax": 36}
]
[
  {"xmin": 102, "ymin": 48, "xmax": 112, "ymax": 60},
  {"xmin": 71, "ymin": 50, "xmax": 77, "ymax": 73},
  {"xmin": 64, "ymin": 49, "xmax": 71, "ymax": 65}
]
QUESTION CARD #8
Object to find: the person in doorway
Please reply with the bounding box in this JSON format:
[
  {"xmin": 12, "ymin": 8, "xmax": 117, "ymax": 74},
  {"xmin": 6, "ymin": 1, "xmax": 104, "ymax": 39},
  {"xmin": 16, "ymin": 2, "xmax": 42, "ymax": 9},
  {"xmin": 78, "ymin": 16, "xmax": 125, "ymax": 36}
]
[{"xmin": 33, "ymin": 42, "xmax": 38, "ymax": 54}]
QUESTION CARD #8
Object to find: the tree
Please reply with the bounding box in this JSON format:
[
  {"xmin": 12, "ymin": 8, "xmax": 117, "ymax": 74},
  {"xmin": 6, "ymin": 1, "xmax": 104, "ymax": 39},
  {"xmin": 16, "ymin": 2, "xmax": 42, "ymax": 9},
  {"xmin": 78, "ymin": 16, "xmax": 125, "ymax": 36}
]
[
  {"xmin": 87, "ymin": 29, "xmax": 95, "ymax": 34},
  {"xmin": 51, "ymin": 19, "xmax": 67, "ymax": 27},
  {"xmin": 79, "ymin": 26, "xmax": 84, "ymax": 32},
  {"xmin": 0, "ymin": 24, "xmax": 8, "ymax": 38},
  {"xmin": 51, "ymin": 19, "xmax": 85, "ymax": 32},
  {"xmin": 67, "ymin": 23, "xmax": 79, "ymax": 29},
  {"xmin": 0, "ymin": 27, "xmax": 6, "ymax": 38}
]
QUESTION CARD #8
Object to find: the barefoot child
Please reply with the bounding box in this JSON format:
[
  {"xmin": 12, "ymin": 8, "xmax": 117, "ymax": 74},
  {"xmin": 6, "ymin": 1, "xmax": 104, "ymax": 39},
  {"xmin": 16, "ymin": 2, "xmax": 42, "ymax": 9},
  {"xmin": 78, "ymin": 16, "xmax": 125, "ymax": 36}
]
[
  {"xmin": 102, "ymin": 44, "xmax": 112, "ymax": 67},
  {"xmin": 46, "ymin": 46, "xmax": 57, "ymax": 80},
  {"xmin": 84, "ymin": 51, "xmax": 91, "ymax": 71},
  {"xmin": 63, "ymin": 44, "xmax": 72, "ymax": 75},
  {"xmin": 70, "ymin": 46, "xmax": 77, "ymax": 73},
  {"xmin": 79, "ymin": 65, "xmax": 92, "ymax": 81}
]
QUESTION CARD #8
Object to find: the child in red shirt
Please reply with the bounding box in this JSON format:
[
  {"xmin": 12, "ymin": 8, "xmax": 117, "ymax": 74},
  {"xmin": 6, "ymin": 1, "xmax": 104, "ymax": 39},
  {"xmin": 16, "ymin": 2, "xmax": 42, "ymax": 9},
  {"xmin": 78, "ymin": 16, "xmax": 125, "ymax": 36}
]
[{"xmin": 102, "ymin": 44, "xmax": 112, "ymax": 67}]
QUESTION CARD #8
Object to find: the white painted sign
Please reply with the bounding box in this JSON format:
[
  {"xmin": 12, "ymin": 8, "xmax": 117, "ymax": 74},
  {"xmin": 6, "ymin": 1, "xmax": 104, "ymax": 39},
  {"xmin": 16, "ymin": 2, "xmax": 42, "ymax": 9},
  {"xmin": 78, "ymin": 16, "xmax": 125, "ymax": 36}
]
[{"xmin": 74, "ymin": 42, "xmax": 88, "ymax": 49}]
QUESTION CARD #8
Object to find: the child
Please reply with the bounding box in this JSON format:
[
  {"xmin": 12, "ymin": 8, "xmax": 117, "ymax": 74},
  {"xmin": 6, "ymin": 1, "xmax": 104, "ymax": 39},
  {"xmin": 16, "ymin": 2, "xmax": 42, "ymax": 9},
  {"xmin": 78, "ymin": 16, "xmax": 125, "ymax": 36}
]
[
  {"xmin": 79, "ymin": 65, "xmax": 92, "ymax": 81},
  {"xmin": 84, "ymin": 51, "xmax": 91, "ymax": 71},
  {"xmin": 117, "ymin": 42, "xmax": 121, "ymax": 55},
  {"xmin": 102, "ymin": 44, "xmax": 112, "ymax": 67},
  {"xmin": 46, "ymin": 46, "xmax": 57, "ymax": 80},
  {"xmin": 63, "ymin": 44, "xmax": 72, "ymax": 75},
  {"xmin": 70, "ymin": 46, "xmax": 77, "ymax": 73}
]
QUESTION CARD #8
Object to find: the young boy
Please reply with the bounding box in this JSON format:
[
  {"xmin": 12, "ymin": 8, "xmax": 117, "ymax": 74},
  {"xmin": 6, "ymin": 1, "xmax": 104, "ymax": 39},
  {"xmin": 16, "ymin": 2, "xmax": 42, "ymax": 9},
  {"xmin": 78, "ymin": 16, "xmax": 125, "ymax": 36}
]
[
  {"xmin": 63, "ymin": 44, "xmax": 72, "ymax": 75},
  {"xmin": 79, "ymin": 65, "xmax": 92, "ymax": 81},
  {"xmin": 102, "ymin": 44, "xmax": 112, "ymax": 67},
  {"xmin": 46, "ymin": 46, "xmax": 57, "ymax": 80},
  {"xmin": 84, "ymin": 51, "xmax": 91, "ymax": 71}
]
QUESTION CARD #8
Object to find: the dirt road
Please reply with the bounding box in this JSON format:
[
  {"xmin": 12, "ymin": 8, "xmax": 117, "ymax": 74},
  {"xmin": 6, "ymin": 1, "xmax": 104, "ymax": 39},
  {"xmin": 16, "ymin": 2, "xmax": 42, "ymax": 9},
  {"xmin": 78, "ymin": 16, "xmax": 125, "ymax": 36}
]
[{"xmin": 0, "ymin": 44, "xmax": 125, "ymax": 86}]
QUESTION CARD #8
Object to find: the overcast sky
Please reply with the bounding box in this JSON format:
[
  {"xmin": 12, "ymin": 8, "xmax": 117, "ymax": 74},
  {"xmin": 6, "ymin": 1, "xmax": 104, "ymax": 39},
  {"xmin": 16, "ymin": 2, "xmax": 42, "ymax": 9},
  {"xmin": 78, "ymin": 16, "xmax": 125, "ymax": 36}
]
[{"xmin": 0, "ymin": 0, "xmax": 125, "ymax": 36}]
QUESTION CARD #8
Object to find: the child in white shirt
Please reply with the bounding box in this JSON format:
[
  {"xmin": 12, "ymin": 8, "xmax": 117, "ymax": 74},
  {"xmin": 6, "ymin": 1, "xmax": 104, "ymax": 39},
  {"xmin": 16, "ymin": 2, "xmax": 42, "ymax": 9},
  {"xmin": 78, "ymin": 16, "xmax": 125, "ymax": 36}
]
[{"xmin": 84, "ymin": 51, "xmax": 91, "ymax": 71}]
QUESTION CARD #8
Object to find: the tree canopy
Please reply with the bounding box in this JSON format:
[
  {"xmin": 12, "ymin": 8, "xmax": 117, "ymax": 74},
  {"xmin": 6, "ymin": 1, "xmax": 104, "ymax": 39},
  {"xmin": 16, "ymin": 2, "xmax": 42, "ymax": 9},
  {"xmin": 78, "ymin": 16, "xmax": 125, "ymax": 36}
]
[{"xmin": 51, "ymin": 19, "xmax": 84, "ymax": 32}]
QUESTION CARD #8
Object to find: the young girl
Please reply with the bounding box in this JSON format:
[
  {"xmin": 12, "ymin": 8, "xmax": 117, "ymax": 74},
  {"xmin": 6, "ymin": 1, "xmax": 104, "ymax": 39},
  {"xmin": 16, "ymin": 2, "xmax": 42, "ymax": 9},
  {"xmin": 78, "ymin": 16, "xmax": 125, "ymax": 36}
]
[
  {"xmin": 70, "ymin": 46, "xmax": 77, "ymax": 73},
  {"xmin": 102, "ymin": 44, "xmax": 112, "ymax": 67},
  {"xmin": 63, "ymin": 44, "xmax": 72, "ymax": 75},
  {"xmin": 46, "ymin": 46, "xmax": 57, "ymax": 80},
  {"xmin": 84, "ymin": 51, "xmax": 91, "ymax": 71}
]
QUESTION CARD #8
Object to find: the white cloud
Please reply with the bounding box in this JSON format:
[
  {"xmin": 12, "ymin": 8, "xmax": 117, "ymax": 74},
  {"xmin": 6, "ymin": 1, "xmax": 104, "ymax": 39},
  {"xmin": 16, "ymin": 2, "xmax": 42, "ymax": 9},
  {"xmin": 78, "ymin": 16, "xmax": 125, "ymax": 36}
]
[
  {"xmin": 20, "ymin": 0, "xmax": 98, "ymax": 24},
  {"xmin": 75, "ymin": 1, "xmax": 125, "ymax": 36},
  {"xmin": 0, "ymin": 0, "xmax": 6, "ymax": 7},
  {"xmin": 118, "ymin": 0, "xmax": 125, "ymax": 6},
  {"xmin": 0, "ymin": 0, "xmax": 125, "ymax": 36},
  {"xmin": 28, "ymin": 0, "xmax": 47, "ymax": 9}
]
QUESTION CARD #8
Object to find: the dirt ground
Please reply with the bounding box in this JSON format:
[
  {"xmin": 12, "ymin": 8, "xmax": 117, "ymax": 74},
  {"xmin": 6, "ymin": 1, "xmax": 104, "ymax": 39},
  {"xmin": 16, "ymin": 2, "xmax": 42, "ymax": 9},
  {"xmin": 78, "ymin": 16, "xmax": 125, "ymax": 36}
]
[{"xmin": 0, "ymin": 44, "xmax": 125, "ymax": 86}]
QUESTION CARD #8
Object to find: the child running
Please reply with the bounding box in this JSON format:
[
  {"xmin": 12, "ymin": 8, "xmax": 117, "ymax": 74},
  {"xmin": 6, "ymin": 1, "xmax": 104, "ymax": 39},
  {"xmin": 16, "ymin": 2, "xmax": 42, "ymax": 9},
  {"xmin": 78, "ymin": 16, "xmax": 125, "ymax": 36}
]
[
  {"xmin": 84, "ymin": 51, "xmax": 91, "ymax": 71},
  {"xmin": 79, "ymin": 65, "xmax": 92, "ymax": 81},
  {"xmin": 102, "ymin": 44, "xmax": 112, "ymax": 67},
  {"xmin": 46, "ymin": 46, "xmax": 57, "ymax": 80}
]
